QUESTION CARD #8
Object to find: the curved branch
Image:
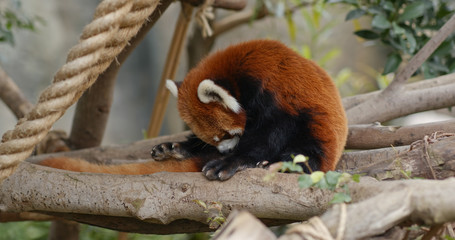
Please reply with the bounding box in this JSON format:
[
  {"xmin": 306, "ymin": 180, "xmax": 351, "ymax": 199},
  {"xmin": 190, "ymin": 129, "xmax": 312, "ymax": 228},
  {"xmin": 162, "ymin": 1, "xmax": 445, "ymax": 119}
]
[{"xmin": 0, "ymin": 65, "xmax": 33, "ymax": 119}]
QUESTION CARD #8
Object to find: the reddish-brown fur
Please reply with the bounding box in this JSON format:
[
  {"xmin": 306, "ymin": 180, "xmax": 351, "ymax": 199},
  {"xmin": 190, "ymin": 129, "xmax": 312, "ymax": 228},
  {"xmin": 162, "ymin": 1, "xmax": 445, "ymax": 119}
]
[
  {"xmin": 40, "ymin": 157, "xmax": 204, "ymax": 174},
  {"xmin": 178, "ymin": 40, "xmax": 347, "ymax": 171}
]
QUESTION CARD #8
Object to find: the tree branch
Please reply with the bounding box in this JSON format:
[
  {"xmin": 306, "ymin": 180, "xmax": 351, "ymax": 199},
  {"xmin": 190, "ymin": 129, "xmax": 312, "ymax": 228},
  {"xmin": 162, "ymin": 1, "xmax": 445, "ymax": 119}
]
[
  {"xmin": 344, "ymin": 73, "xmax": 455, "ymax": 124},
  {"xmin": 182, "ymin": 0, "xmax": 246, "ymax": 10},
  {"xmin": 345, "ymin": 14, "xmax": 455, "ymax": 124},
  {"xmin": 213, "ymin": 2, "xmax": 312, "ymax": 37},
  {"xmin": 342, "ymin": 73, "xmax": 455, "ymax": 111},
  {"xmin": 215, "ymin": 176, "xmax": 455, "ymax": 240},
  {"xmin": 346, "ymin": 120, "xmax": 455, "ymax": 149},
  {"xmin": 280, "ymin": 178, "xmax": 455, "ymax": 240},
  {"xmin": 0, "ymin": 65, "xmax": 33, "ymax": 119}
]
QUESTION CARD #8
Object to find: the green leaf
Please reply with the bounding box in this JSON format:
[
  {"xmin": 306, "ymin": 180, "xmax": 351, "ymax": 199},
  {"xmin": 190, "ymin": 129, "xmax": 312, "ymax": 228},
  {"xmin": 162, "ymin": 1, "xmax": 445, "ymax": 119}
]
[
  {"xmin": 432, "ymin": 40, "xmax": 453, "ymax": 57},
  {"xmin": 301, "ymin": 44, "xmax": 312, "ymax": 59},
  {"xmin": 372, "ymin": 14, "xmax": 391, "ymax": 29},
  {"xmin": 285, "ymin": 11, "xmax": 297, "ymax": 42},
  {"xmin": 366, "ymin": 6, "xmax": 384, "ymax": 15},
  {"xmin": 391, "ymin": 22, "xmax": 405, "ymax": 35},
  {"xmin": 314, "ymin": 176, "xmax": 329, "ymax": 189},
  {"xmin": 351, "ymin": 174, "xmax": 361, "ymax": 183},
  {"xmin": 404, "ymin": 30, "xmax": 417, "ymax": 53},
  {"xmin": 383, "ymin": 1, "xmax": 395, "ymax": 11},
  {"xmin": 427, "ymin": 61, "xmax": 450, "ymax": 74},
  {"xmin": 298, "ymin": 174, "xmax": 314, "ymax": 188},
  {"xmin": 310, "ymin": 171, "xmax": 325, "ymax": 183},
  {"xmin": 325, "ymin": 171, "xmax": 342, "ymax": 187},
  {"xmin": 293, "ymin": 154, "xmax": 308, "ymax": 164},
  {"xmin": 281, "ymin": 161, "xmax": 303, "ymax": 173},
  {"xmin": 345, "ymin": 9, "xmax": 366, "ymax": 21},
  {"xmin": 319, "ymin": 48, "xmax": 341, "ymax": 67},
  {"xmin": 354, "ymin": 30, "xmax": 380, "ymax": 40},
  {"xmin": 330, "ymin": 192, "xmax": 352, "ymax": 204},
  {"xmin": 397, "ymin": 1, "xmax": 426, "ymax": 22},
  {"xmin": 383, "ymin": 53, "xmax": 402, "ymax": 75}
]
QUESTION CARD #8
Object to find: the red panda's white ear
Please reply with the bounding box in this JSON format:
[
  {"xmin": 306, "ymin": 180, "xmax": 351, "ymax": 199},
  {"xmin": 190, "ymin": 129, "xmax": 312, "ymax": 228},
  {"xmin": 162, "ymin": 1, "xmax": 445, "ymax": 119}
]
[
  {"xmin": 166, "ymin": 79, "xmax": 179, "ymax": 98},
  {"xmin": 197, "ymin": 79, "xmax": 242, "ymax": 113}
]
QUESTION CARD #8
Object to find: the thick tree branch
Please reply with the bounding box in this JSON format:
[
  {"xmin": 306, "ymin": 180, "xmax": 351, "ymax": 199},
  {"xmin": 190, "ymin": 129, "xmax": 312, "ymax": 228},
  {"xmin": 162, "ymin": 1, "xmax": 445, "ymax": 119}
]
[
  {"xmin": 340, "ymin": 135, "xmax": 455, "ymax": 180},
  {"xmin": 0, "ymin": 65, "xmax": 33, "ymax": 119},
  {"xmin": 215, "ymin": 176, "xmax": 455, "ymax": 240},
  {"xmin": 346, "ymin": 120, "xmax": 455, "ymax": 149},
  {"xmin": 344, "ymin": 73, "xmax": 455, "ymax": 124},
  {"xmin": 0, "ymin": 163, "xmax": 332, "ymax": 234},
  {"xmin": 342, "ymin": 73, "xmax": 455, "ymax": 111},
  {"xmin": 1, "ymin": 161, "xmax": 454, "ymax": 235}
]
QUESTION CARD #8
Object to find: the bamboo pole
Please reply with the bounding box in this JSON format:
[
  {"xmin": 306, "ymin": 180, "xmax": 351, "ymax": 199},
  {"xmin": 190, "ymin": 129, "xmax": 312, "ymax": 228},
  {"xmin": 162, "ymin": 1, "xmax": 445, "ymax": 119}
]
[{"xmin": 146, "ymin": 2, "xmax": 194, "ymax": 138}]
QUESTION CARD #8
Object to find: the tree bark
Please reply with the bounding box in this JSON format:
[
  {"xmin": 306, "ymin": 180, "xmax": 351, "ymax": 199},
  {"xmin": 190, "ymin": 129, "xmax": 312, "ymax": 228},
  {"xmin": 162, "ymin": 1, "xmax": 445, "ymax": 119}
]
[
  {"xmin": 0, "ymin": 65, "xmax": 33, "ymax": 119},
  {"xmin": 346, "ymin": 120, "xmax": 455, "ymax": 149}
]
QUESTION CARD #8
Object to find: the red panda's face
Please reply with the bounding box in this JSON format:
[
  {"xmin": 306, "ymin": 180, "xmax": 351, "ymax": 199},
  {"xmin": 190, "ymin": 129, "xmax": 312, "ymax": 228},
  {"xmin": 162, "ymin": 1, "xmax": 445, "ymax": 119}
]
[{"xmin": 166, "ymin": 79, "xmax": 247, "ymax": 153}]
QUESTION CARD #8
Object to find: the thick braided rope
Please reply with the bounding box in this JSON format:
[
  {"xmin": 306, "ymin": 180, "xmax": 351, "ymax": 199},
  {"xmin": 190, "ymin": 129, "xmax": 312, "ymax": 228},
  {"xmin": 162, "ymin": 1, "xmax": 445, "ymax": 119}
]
[{"xmin": 0, "ymin": 0, "xmax": 160, "ymax": 180}]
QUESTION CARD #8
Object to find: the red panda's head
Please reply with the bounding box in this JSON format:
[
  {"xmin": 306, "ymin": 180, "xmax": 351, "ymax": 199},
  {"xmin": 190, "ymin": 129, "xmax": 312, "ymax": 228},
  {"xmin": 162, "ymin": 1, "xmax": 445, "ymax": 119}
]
[{"xmin": 166, "ymin": 79, "xmax": 247, "ymax": 153}]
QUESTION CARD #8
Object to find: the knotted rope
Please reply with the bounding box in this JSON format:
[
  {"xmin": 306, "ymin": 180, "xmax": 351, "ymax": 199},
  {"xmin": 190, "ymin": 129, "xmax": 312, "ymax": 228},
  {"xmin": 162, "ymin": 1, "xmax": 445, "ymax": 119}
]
[
  {"xmin": 0, "ymin": 0, "xmax": 160, "ymax": 181},
  {"xmin": 195, "ymin": 0, "xmax": 215, "ymax": 37},
  {"xmin": 282, "ymin": 203, "xmax": 347, "ymax": 240}
]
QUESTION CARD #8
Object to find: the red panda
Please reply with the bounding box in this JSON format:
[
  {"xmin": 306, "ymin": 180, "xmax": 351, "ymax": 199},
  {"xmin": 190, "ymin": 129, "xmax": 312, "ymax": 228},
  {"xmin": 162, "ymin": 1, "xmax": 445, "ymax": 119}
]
[{"xmin": 39, "ymin": 39, "xmax": 348, "ymax": 181}]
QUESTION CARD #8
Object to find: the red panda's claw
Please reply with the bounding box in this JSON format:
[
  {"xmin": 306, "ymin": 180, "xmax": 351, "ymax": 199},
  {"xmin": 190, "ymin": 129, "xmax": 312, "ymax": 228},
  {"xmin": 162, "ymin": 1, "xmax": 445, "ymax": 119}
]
[
  {"xmin": 202, "ymin": 158, "xmax": 252, "ymax": 181},
  {"xmin": 150, "ymin": 142, "xmax": 186, "ymax": 160}
]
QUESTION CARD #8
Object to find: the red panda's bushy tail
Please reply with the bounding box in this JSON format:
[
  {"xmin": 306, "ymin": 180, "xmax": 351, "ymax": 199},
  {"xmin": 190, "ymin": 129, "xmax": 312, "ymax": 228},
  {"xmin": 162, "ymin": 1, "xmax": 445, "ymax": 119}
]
[{"xmin": 39, "ymin": 157, "xmax": 204, "ymax": 175}]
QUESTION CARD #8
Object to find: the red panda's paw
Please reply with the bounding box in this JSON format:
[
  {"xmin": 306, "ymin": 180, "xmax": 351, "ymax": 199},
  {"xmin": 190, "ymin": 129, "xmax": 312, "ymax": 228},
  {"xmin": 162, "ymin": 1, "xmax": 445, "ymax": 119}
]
[
  {"xmin": 202, "ymin": 158, "xmax": 256, "ymax": 181},
  {"xmin": 151, "ymin": 142, "xmax": 188, "ymax": 161}
]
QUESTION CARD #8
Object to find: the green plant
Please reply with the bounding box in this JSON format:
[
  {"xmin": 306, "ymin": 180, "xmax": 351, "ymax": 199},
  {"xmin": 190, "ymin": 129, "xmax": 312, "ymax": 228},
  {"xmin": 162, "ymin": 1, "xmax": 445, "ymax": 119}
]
[
  {"xmin": 0, "ymin": 1, "xmax": 43, "ymax": 46},
  {"xmin": 265, "ymin": 154, "xmax": 360, "ymax": 204},
  {"xmin": 330, "ymin": 0, "xmax": 455, "ymax": 78},
  {"xmin": 298, "ymin": 170, "xmax": 359, "ymax": 204}
]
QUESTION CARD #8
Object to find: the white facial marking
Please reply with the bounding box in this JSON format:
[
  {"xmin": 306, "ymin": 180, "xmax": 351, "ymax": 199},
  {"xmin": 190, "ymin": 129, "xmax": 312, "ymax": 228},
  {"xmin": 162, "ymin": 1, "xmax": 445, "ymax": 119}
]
[
  {"xmin": 197, "ymin": 79, "xmax": 242, "ymax": 113},
  {"xmin": 216, "ymin": 136, "xmax": 240, "ymax": 153},
  {"xmin": 213, "ymin": 136, "xmax": 220, "ymax": 142},
  {"xmin": 228, "ymin": 128, "xmax": 244, "ymax": 136},
  {"xmin": 166, "ymin": 79, "xmax": 178, "ymax": 98}
]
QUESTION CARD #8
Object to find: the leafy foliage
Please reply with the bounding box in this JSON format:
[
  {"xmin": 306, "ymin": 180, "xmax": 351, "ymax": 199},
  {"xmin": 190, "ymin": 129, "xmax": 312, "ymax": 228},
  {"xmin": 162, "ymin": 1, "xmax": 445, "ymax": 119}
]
[
  {"xmin": 298, "ymin": 170, "xmax": 359, "ymax": 204},
  {"xmin": 0, "ymin": 1, "xmax": 42, "ymax": 46},
  {"xmin": 328, "ymin": 0, "xmax": 455, "ymax": 78}
]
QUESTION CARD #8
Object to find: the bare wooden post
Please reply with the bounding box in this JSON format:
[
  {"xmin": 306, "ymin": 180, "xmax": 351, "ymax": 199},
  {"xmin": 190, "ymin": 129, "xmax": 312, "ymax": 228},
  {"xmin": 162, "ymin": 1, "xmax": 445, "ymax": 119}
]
[{"xmin": 146, "ymin": 2, "xmax": 194, "ymax": 138}]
